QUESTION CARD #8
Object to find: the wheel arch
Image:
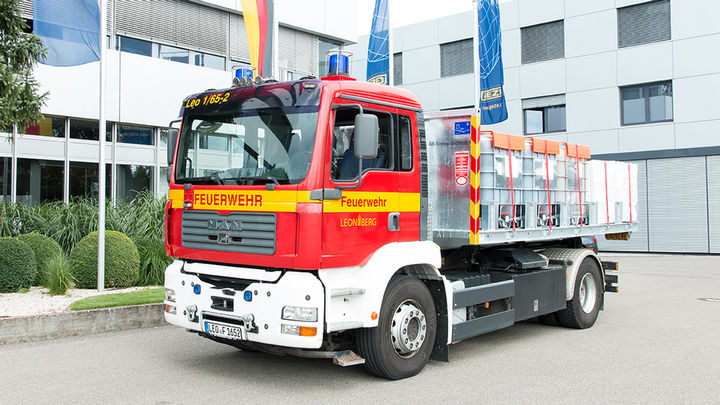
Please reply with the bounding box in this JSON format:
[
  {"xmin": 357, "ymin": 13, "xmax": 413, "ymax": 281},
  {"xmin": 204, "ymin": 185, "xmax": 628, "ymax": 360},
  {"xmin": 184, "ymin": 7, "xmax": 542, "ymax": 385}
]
[{"xmin": 541, "ymin": 248, "xmax": 604, "ymax": 301}]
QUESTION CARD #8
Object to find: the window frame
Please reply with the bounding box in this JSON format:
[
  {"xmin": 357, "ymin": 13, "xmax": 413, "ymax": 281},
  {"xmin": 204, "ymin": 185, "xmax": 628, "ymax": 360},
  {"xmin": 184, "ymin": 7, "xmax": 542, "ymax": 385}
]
[
  {"xmin": 620, "ymin": 80, "xmax": 673, "ymax": 126},
  {"xmin": 523, "ymin": 104, "xmax": 567, "ymax": 135}
]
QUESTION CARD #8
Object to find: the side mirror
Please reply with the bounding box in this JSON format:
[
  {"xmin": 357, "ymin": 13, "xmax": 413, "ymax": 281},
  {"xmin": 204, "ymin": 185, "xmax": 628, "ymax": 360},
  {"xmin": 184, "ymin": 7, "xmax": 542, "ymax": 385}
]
[
  {"xmin": 354, "ymin": 113, "xmax": 378, "ymax": 159},
  {"xmin": 166, "ymin": 120, "xmax": 181, "ymax": 166}
]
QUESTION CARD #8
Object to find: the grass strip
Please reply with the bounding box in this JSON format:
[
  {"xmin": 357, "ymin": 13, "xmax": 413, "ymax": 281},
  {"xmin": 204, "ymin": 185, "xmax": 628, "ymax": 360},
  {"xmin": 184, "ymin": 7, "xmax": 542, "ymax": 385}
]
[{"xmin": 69, "ymin": 288, "xmax": 164, "ymax": 311}]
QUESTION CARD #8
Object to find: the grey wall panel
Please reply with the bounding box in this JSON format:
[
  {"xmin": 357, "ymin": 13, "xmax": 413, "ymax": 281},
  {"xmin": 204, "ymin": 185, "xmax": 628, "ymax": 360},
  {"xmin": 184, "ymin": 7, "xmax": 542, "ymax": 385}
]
[
  {"xmin": 707, "ymin": 156, "xmax": 720, "ymax": 253},
  {"xmin": 647, "ymin": 157, "xmax": 708, "ymax": 253},
  {"xmin": 598, "ymin": 160, "xmax": 649, "ymax": 252},
  {"xmin": 117, "ymin": 0, "xmax": 226, "ymax": 54}
]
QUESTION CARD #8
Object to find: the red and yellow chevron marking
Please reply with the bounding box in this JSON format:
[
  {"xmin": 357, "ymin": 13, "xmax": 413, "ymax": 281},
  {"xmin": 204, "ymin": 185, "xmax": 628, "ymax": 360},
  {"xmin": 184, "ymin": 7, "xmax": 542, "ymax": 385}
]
[{"xmin": 470, "ymin": 115, "xmax": 481, "ymax": 244}]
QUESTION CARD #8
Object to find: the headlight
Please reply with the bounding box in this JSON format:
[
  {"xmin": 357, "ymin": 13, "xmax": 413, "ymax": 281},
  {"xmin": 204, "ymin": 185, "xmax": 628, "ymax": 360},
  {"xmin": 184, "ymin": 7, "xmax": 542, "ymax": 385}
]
[
  {"xmin": 165, "ymin": 288, "xmax": 176, "ymax": 302},
  {"xmin": 281, "ymin": 306, "xmax": 318, "ymax": 322}
]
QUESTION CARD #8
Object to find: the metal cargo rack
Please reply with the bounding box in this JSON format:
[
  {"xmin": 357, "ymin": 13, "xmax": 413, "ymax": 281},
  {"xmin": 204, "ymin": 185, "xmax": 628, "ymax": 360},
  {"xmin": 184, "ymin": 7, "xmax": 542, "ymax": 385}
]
[{"xmin": 424, "ymin": 109, "xmax": 637, "ymax": 249}]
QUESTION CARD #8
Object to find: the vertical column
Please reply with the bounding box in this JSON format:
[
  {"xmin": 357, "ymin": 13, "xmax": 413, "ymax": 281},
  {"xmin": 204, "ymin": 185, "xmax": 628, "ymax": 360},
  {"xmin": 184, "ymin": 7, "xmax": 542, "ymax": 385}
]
[
  {"xmin": 64, "ymin": 118, "xmax": 70, "ymax": 203},
  {"xmin": 11, "ymin": 124, "xmax": 17, "ymax": 203}
]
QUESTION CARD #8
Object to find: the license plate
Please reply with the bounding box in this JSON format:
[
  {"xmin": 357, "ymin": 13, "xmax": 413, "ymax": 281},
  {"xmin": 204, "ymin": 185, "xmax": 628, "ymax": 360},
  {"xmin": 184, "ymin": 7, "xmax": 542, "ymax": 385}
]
[{"xmin": 204, "ymin": 321, "xmax": 245, "ymax": 340}]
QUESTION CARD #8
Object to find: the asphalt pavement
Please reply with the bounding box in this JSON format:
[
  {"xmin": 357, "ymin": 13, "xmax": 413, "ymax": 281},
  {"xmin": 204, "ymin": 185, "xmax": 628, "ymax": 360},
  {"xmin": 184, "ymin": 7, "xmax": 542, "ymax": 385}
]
[{"xmin": 1, "ymin": 253, "xmax": 719, "ymax": 404}]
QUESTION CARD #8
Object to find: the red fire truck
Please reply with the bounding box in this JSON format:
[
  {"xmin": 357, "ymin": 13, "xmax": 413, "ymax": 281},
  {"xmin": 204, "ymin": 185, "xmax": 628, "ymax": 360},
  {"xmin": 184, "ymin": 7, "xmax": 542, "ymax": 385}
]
[{"xmin": 163, "ymin": 72, "xmax": 634, "ymax": 379}]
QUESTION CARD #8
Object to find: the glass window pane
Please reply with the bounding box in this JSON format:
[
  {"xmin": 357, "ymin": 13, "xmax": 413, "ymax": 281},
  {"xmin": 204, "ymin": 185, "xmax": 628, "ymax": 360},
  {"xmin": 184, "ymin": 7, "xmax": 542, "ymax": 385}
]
[
  {"xmin": 70, "ymin": 119, "xmax": 99, "ymax": 140},
  {"xmin": 399, "ymin": 115, "xmax": 412, "ymax": 170},
  {"xmin": 116, "ymin": 164, "xmax": 153, "ymax": 202},
  {"xmin": 23, "ymin": 116, "xmax": 64, "ymax": 137},
  {"xmin": 199, "ymin": 134, "xmax": 229, "ymax": 151},
  {"xmin": 159, "ymin": 167, "xmax": 169, "ymax": 197},
  {"xmin": 545, "ymin": 105, "xmax": 566, "ymax": 132},
  {"xmin": 195, "ymin": 53, "xmax": 225, "ymax": 70},
  {"xmin": 16, "ymin": 158, "xmax": 64, "ymax": 204},
  {"xmin": 118, "ymin": 36, "xmax": 152, "ymax": 57},
  {"xmin": 69, "ymin": 162, "xmax": 111, "ymax": 200},
  {"xmin": 160, "ymin": 45, "xmax": 189, "ymax": 63},
  {"xmin": 622, "ymin": 87, "xmax": 646, "ymax": 125},
  {"xmin": 159, "ymin": 128, "xmax": 168, "ymax": 147},
  {"xmin": 524, "ymin": 109, "xmax": 543, "ymax": 134},
  {"xmin": 648, "ymin": 83, "xmax": 673, "ymax": 122},
  {"xmin": 118, "ymin": 124, "xmax": 154, "ymax": 145},
  {"xmin": 0, "ymin": 157, "xmax": 11, "ymax": 202}
]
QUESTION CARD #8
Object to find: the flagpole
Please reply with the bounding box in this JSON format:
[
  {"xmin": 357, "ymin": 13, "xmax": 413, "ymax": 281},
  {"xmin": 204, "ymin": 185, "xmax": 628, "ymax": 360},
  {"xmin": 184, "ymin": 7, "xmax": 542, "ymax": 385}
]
[
  {"xmin": 98, "ymin": 0, "xmax": 107, "ymax": 291},
  {"xmin": 388, "ymin": 0, "xmax": 393, "ymax": 86},
  {"xmin": 472, "ymin": 0, "xmax": 480, "ymax": 116}
]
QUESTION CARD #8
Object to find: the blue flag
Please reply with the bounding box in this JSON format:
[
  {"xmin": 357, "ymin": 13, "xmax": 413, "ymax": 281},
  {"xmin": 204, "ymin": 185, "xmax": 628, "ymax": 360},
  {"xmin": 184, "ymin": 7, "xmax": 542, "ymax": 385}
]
[
  {"xmin": 477, "ymin": 0, "xmax": 508, "ymax": 124},
  {"xmin": 33, "ymin": 0, "xmax": 100, "ymax": 66},
  {"xmin": 366, "ymin": 0, "xmax": 389, "ymax": 85}
]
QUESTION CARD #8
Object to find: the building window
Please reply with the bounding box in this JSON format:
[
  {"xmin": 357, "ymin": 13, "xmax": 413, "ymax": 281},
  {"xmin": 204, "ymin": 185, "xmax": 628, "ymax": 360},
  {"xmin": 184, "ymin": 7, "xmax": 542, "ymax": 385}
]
[
  {"xmin": 16, "ymin": 158, "xmax": 64, "ymax": 204},
  {"xmin": 70, "ymin": 119, "xmax": 99, "ymax": 141},
  {"xmin": 523, "ymin": 94, "xmax": 566, "ymax": 134},
  {"xmin": 159, "ymin": 167, "xmax": 170, "ymax": 197},
  {"xmin": 116, "ymin": 164, "xmax": 153, "ymax": 202},
  {"xmin": 118, "ymin": 124, "xmax": 154, "ymax": 145},
  {"xmin": 319, "ymin": 39, "xmax": 341, "ymax": 77},
  {"xmin": 621, "ymin": 81, "xmax": 673, "ymax": 125},
  {"xmin": 195, "ymin": 52, "xmax": 225, "ymax": 70},
  {"xmin": 618, "ymin": 0, "xmax": 670, "ymax": 48},
  {"xmin": 23, "ymin": 116, "xmax": 64, "ymax": 137},
  {"xmin": 118, "ymin": 36, "xmax": 152, "ymax": 57},
  {"xmin": 393, "ymin": 53, "xmax": 402, "ymax": 85},
  {"xmin": 0, "ymin": 157, "xmax": 11, "ymax": 202},
  {"xmin": 159, "ymin": 44, "xmax": 189, "ymax": 64},
  {"xmin": 521, "ymin": 20, "xmax": 564, "ymax": 64},
  {"xmin": 440, "ymin": 39, "xmax": 473, "ymax": 77},
  {"xmin": 69, "ymin": 162, "xmax": 111, "ymax": 200}
]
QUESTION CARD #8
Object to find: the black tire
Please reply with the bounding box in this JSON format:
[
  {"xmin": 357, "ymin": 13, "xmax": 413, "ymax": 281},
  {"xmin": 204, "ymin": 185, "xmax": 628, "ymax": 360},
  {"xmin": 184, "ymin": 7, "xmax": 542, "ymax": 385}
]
[
  {"xmin": 356, "ymin": 276, "xmax": 437, "ymax": 380},
  {"xmin": 557, "ymin": 257, "xmax": 603, "ymax": 329}
]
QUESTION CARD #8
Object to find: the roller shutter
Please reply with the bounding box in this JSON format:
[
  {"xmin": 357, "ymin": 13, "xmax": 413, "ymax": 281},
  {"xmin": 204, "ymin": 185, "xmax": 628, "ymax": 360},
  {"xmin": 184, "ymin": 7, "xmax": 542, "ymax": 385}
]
[
  {"xmin": 521, "ymin": 20, "xmax": 564, "ymax": 64},
  {"xmin": 229, "ymin": 13, "xmax": 250, "ymax": 62},
  {"xmin": 618, "ymin": 0, "xmax": 671, "ymax": 48},
  {"xmin": 707, "ymin": 156, "xmax": 720, "ymax": 253},
  {"xmin": 116, "ymin": 0, "xmax": 226, "ymax": 55},
  {"xmin": 597, "ymin": 160, "xmax": 649, "ymax": 252},
  {"xmin": 440, "ymin": 39, "xmax": 473, "ymax": 77},
  {"xmin": 278, "ymin": 26, "xmax": 317, "ymax": 75},
  {"xmin": 647, "ymin": 157, "xmax": 708, "ymax": 253}
]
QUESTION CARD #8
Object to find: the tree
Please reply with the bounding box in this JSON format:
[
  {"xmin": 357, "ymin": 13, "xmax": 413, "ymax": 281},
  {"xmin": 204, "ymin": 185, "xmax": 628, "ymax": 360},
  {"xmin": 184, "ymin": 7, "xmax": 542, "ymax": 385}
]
[{"xmin": 0, "ymin": 0, "xmax": 47, "ymax": 132}]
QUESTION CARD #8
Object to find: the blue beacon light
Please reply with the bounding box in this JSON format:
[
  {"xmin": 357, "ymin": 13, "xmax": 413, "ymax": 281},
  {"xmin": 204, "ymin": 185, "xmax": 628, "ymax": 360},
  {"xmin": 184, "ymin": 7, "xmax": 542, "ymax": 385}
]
[
  {"xmin": 326, "ymin": 50, "xmax": 352, "ymax": 76},
  {"xmin": 243, "ymin": 291, "xmax": 253, "ymax": 302},
  {"xmin": 234, "ymin": 66, "xmax": 254, "ymax": 80}
]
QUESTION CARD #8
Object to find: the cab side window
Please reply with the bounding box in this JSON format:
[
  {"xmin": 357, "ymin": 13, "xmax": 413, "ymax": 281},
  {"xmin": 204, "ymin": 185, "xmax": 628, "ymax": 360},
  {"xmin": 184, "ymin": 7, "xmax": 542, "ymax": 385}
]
[
  {"xmin": 397, "ymin": 115, "xmax": 413, "ymax": 171},
  {"xmin": 331, "ymin": 107, "xmax": 392, "ymax": 181}
]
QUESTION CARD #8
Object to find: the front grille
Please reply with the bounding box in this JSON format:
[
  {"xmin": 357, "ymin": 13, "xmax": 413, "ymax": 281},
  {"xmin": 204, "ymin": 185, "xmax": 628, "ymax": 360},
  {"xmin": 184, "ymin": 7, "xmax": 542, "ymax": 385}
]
[{"xmin": 182, "ymin": 210, "xmax": 276, "ymax": 255}]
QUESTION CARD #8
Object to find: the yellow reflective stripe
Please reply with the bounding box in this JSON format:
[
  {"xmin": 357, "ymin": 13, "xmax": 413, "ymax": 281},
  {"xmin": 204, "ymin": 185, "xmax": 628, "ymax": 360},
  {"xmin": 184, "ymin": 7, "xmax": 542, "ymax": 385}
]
[
  {"xmin": 169, "ymin": 189, "xmax": 183, "ymax": 208},
  {"xmin": 323, "ymin": 192, "xmax": 420, "ymax": 213}
]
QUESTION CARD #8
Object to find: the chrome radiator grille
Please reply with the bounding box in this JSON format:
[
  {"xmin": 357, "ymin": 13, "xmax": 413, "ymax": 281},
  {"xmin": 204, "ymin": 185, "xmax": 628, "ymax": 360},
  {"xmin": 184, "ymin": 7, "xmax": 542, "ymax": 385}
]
[{"xmin": 181, "ymin": 211, "xmax": 276, "ymax": 255}]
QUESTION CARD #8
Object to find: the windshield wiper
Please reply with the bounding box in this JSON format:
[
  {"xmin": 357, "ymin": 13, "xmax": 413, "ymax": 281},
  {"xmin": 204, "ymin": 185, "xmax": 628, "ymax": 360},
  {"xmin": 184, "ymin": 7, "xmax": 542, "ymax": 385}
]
[
  {"xmin": 236, "ymin": 176, "xmax": 280, "ymax": 186},
  {"xmin": 177, "ymin": 174, "xmax": 223, "ymax": 185}
]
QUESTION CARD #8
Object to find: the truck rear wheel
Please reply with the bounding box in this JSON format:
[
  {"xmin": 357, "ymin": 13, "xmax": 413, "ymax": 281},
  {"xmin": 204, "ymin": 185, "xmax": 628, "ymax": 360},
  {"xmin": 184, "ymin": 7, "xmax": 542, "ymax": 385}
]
[
  {"xmin": 557, "ymin": 257, "xmax": 603, "ymax": 329},
  {"xmin": 356, "ymin": 275, "xmax": 436, "ymax": 380}
]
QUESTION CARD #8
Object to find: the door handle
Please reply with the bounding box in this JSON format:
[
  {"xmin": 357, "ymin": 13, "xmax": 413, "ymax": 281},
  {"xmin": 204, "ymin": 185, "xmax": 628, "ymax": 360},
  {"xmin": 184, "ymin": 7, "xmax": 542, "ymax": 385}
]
[{"xmin": 388, "ymin": 212, "xmax": 400, "ymax": 231}]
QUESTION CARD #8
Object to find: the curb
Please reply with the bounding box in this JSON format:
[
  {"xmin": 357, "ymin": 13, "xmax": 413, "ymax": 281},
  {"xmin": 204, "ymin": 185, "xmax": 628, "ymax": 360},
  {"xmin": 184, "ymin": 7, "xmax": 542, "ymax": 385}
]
[{"xmin": 0, "ymin": 303, "xmax": 165, "ymax": 345}]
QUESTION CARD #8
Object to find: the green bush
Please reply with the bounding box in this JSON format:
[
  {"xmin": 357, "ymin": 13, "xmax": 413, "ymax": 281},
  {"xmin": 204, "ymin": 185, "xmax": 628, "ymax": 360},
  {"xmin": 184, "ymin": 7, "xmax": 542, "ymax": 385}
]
[
  {"xmin": 134, "ymin": 238, "xmax": 172, "ymax": 286},
  {"xmin": 46, "ymin": 253, "xmax": 74, "ymax": 295},
  {"xmin": 17, "ymin": 232, "xmax": 63, "ymax": 285},
  {"xmin": 0, "ymin": 237, "xmax": 37, "ymax": 293},
  {"xmin": 70, "ymin": 231, "xmax": 140, "ymax": 289}
]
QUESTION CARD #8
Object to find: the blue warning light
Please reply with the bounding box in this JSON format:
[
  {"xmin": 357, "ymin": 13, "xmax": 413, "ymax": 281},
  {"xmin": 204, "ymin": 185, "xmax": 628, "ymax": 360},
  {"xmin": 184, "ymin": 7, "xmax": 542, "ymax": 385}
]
[
  {"xmin": 244, "ymin": 291, "xmax": 253, "ymax": 302},
  {"xmin": 193, "ymin": 284, "xmax": 201, "ymax": 295},
  {"xmin": 328, "ymin": 53, "xmax": 349, "ymax": 76},
  {"xmin": 234, "ymin": 66, "xmax": 254, "ymax": 80}
]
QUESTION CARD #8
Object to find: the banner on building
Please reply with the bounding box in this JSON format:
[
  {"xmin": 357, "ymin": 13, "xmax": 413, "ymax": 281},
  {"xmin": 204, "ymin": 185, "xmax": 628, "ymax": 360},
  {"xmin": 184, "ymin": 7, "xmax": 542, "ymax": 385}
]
[
  {"xmin": 477, "ymin": 0, "xmax": 508, "ymax": 124},
  {"xmin": 240, "ymin": 0, "xmax": 274, "ymax": 77},
  {"xmin": 33, "ymin": 0, "xmax": 100, "ymax": 66},
  {"xmin": 366, "ymin": 0, "xmax": 389, "ymax": 85}
]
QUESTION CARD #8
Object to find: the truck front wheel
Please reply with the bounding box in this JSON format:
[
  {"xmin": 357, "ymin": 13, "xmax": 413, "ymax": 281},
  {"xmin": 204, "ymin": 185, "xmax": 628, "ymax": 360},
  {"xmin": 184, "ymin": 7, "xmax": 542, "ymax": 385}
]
[
  {"xmin": 557, "ymin": 257, "xmax": 603, "ymax": 329},
  {"xmin": 356, "ymin": 276, "xmax": 437, "ymax": 379}
]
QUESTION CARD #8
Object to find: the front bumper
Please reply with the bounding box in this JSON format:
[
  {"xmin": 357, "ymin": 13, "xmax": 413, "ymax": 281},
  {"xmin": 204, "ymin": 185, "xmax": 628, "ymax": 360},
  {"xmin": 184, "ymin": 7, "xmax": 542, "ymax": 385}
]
[{"xmin": 164, "ymin": 260, "xmax": 325, "ymax": 349}]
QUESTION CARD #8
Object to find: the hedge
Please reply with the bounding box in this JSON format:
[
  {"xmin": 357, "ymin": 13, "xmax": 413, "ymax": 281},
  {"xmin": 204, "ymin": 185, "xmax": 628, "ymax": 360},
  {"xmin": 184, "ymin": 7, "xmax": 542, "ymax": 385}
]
[
  {"xmin": 70, "ymin": 231, "xmax": 140, "ymax": 289},
  {"xmin": 0, "ymin": 237, "xmax": 37, "ymax": 293},
  {"xmin": 17, "ymin": 232, "xmax": 63, "ymax": 285}
]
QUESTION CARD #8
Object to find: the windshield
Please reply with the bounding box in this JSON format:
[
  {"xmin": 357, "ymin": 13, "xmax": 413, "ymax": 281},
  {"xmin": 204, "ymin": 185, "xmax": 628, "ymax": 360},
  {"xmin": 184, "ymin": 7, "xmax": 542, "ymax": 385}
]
[{"xmin": 175, "ymin": 82, "xmax": 321, "ymax": 185}]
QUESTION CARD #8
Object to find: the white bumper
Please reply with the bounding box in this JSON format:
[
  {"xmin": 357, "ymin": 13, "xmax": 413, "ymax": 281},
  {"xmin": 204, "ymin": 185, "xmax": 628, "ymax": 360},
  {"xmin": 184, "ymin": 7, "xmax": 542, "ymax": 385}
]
[{"xmin": 164, "ymin": 260, "xmax": 325, "ymax": 349}]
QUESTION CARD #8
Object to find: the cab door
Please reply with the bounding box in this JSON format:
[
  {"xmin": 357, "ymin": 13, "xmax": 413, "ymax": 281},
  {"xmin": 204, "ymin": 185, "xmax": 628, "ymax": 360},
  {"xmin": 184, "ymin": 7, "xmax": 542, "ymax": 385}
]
[{"xmin": 320, "ymin": 102, "xmax": 399, "ymax": 268}]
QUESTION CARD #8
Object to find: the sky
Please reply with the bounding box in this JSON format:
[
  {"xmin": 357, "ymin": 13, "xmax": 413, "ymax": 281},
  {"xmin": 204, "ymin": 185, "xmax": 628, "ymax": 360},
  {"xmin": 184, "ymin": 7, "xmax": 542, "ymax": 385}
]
[{"xmin": 355, "ymin": 0, "xmax": 474, "ymax": 33}]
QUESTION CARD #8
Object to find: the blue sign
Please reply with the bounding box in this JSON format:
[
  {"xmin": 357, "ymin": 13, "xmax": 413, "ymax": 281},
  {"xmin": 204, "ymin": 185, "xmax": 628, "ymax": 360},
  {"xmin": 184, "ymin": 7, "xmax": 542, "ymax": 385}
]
[
  {"xmin": 366, "ymin": 0, "xmax": 390, "ymax": 85},
  {"xmin": 477, "ymin": 0, "xmax": 508, "ymax": 124},
  {"xmin": 454, "ymin": 121, "xmax": 471, "ymax": 135}
]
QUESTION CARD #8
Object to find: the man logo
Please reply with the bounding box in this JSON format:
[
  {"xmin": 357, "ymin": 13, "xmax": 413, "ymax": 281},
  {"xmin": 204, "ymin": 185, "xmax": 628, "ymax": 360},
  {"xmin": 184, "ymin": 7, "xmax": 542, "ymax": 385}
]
[
  {"xmin": 368, "ymin": 74, "xmax": 388, "ymax": 85},
  {"xmin": 207, "ymin": 219, "xmax": 242, "ymax": 232},
  {"xmin": 480, "ymin": 86, "xmax": 503, "ymax": 101}
]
